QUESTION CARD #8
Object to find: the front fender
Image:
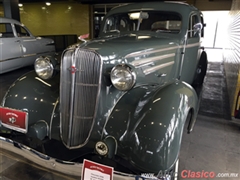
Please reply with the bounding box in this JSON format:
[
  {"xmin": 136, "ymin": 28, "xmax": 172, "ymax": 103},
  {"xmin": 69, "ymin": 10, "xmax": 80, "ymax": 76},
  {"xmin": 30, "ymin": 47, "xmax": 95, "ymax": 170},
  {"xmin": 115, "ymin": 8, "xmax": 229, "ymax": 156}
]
[
  {"xmin": 104, "ymin": 81, "xmax": 198, "ymax": 173},
  {"xmin": 1, "ymin": 71, "xmax": 59, "ymax": 139}
]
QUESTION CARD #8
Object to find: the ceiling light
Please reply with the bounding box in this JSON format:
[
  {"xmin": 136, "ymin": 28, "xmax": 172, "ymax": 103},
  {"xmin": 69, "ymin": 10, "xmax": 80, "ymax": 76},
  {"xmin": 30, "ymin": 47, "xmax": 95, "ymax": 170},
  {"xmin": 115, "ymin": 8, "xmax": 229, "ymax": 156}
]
[
  {"xmin": 46, "ymin": 2, "xmax": 51, "ymax": 6},
  {"xmin": 18, "ymin": 4, "xmax": 23, "ymax": 7}
]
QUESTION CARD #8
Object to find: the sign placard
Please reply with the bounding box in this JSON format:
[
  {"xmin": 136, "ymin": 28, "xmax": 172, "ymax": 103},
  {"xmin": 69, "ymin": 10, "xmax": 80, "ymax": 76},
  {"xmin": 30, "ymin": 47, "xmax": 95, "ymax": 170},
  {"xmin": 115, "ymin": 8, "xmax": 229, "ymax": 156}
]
[
  {"xmin": 81, "ymin": 159, "xmax": 113, "ymax": 180},
  {"xmin": 0, "ymin": 106, "xmax": 28, "ymax": 133}
]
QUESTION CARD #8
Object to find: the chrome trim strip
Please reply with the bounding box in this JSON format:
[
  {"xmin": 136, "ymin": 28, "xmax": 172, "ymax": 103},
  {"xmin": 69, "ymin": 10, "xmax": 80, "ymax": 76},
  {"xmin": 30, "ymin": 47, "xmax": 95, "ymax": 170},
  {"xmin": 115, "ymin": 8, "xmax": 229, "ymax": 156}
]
[
  {"xmin": 131, "ymin": 53, "xmax": 175, "ymax": 67},
  {"xmin": 75, "ymin": 116, "xmax": 93, "ymax": 119},
  {"xmin": 49, "ymin": 98, "xmax": 59, "ymax": 139},
  {"xmin": 67, "ymin": 48, "xmax": 77, "ymax": 147},
  {"xmin": 125, "ymin": 46, "xmax": 178, "ymax": 59},
  {"xmin": 125, "ymin": 42, "xmax": 200, "ymax": 59},
  {"xmin": 75, "ymin": 82, "xmax": 99, "ymax": 86},
  {"xmin": 22, "ymin": 39, "xmax": 36, "ymax": 42},
  {"xmin": 0, "ymin": 136, "xmax": 136, "ymax": 180},
  {"xmin": 35, "ymin": 77, "xmax": 52, "ymax": 87},
  {"xmin": 23, "ymin": 53, "xmax": 37, "ymax": 57},
  {"xmin": 143, "ymin": 61, "xmax": 175, "ymax": 75},
  {"xmin": 178, "ymin": 31, "xmax": 188, "ymax": 80},
  {"xmin": 0, "ymin": 56, "xmax": 24, "ymax": 62},
  {"xmin": 59, "ymin": 49, "xmax": 71, "ymax": 148},
  {"xmin": 0, "ymin": 50, "xmax": 55, "ymax": 63}
]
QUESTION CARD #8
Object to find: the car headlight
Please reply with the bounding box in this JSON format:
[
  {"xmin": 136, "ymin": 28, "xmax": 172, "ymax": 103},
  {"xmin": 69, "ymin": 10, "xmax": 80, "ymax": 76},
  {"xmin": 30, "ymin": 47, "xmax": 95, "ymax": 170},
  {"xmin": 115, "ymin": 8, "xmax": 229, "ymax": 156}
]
[
  {"xmin": 110, "ymin": 64, "xmax": 136, "ymax": 91},
  {"xmin": 35, "ymin": 57, "xmax": 54, "ymax": 80}
]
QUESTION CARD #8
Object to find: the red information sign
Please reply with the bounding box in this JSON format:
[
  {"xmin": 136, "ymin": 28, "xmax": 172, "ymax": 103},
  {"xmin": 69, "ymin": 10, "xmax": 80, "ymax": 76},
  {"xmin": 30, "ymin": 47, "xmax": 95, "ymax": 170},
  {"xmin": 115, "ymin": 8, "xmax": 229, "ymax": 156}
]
[
  {"xmin": 81, "ymin": 159, "xmax": 113, "ymax": 180},
  {"xmin": 0, "ymin": 106, "xmax": 28, "ymax": 133}
]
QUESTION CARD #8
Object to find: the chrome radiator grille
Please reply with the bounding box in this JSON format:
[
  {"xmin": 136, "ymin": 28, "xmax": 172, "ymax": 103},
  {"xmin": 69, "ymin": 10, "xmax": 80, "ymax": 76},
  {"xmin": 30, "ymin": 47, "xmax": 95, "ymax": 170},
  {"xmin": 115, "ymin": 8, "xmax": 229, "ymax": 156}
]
[{"xmin": 60, "ymin": 48, "xmax": 102, "ymax": 148}]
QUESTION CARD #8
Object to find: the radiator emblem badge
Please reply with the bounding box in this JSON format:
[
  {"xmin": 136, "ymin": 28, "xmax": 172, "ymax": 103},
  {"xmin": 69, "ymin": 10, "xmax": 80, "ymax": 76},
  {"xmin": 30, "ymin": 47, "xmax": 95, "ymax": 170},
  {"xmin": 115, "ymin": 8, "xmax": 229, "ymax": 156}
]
[{"xmin": 69, "ymin": 66, "xmax": 78, "ymax": 74}]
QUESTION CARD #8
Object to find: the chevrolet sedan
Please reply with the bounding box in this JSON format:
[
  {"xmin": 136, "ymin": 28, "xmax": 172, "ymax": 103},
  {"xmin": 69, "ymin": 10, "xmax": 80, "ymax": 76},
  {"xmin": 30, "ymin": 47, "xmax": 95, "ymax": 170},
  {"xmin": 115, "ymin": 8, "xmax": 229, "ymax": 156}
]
[{"xmin": 0, "ymin": 2, "xmax": 208, "ymax": 180}]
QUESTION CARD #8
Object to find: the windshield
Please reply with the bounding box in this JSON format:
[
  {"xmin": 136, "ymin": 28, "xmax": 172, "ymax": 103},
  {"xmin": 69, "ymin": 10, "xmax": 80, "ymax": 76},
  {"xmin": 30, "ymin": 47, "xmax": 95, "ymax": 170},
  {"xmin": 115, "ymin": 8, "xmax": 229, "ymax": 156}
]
[{"xmin": 102, "ymin": 11, "xmax": 181, "ymax": 35}]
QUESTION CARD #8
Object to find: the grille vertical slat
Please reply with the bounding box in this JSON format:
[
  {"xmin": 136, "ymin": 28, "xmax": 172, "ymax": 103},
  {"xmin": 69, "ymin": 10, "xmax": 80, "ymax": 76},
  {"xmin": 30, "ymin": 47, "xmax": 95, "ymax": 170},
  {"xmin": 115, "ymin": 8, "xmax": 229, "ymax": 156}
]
[{"xmin": 60, "ymin": 48, "xmax": 102, "ymax": 148}]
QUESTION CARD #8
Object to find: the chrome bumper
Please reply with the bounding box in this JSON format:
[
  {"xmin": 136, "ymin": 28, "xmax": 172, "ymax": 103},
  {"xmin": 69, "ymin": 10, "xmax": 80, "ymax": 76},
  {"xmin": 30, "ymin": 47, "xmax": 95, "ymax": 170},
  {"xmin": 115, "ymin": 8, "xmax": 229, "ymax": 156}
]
[
  {"xmin": 0, "ymin": 136, "xmax": 177, "ymax": 180},
  {"xmin": 0, "ymin": 136, "xmax": 136, "ymax": 180}
]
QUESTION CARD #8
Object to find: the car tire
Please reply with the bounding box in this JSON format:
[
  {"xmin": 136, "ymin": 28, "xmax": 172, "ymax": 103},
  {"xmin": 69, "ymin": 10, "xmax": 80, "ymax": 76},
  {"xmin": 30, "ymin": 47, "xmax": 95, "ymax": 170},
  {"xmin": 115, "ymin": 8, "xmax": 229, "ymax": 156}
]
[
  {"xmin": 193, "ymin": 52, "xmax": 208, "ymax": 86},
  {"xmin": 184, "ymin": 110, "xmax": 193, "ymax": 134}
]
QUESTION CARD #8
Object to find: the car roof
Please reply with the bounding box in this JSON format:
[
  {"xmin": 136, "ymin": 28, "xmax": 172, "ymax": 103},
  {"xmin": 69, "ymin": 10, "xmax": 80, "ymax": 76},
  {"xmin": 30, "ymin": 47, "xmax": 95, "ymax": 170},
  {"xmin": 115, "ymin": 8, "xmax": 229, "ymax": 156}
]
[
  {"xmin": 108, "ymin": 1, "xmax": 199, "ymax": 16},
  {"xmin": 0, "ymin": 17, "xmax": 22, "ymax": 26}
]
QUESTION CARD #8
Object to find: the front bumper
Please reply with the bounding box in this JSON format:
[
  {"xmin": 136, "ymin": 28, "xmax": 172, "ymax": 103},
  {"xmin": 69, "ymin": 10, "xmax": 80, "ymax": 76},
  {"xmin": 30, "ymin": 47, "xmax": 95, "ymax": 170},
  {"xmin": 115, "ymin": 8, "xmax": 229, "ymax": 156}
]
[
  {"xmin": 0, "ymin": 136, "xmax": 136, "ymax": 180},
  {"xmin": 0, "ymin": 136, "xmax": 177, "ymax": 180}
]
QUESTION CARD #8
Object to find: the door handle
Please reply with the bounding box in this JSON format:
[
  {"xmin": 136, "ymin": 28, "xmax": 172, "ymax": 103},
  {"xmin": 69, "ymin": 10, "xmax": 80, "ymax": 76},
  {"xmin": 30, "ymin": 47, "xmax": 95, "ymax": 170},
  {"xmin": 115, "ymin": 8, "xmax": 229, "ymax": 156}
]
[{"xmin": 15, "ymin": 40, "xmax": 20, "ymax": 42}]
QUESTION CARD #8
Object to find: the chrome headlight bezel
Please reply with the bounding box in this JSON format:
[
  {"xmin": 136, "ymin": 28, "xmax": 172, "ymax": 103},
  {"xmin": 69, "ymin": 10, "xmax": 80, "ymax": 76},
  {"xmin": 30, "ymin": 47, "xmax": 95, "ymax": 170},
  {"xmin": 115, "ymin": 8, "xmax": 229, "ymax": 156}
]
[
  {"xmin": 110, "ymin": 64, "xmax": 136, "ymax": 91},
  {"xmin": 35, "ymin": 57, "xmax": 54, "ymax": 80}
]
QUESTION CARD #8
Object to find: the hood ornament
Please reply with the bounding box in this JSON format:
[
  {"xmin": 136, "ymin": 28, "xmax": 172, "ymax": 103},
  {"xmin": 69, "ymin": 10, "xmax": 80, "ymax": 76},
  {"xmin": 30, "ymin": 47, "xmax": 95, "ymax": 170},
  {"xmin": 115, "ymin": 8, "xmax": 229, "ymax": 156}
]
[{"xmin": 78, "ymin": 33, "xmax": 89, "ymax": 43}]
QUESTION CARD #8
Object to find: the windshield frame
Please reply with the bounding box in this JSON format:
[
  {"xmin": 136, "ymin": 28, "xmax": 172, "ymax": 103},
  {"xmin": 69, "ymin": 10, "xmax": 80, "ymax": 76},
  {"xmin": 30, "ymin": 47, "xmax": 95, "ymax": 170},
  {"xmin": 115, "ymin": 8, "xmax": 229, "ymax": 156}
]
[{"xmin": 100, "ymin": 10, "xmax": 182, "ymax": 37}]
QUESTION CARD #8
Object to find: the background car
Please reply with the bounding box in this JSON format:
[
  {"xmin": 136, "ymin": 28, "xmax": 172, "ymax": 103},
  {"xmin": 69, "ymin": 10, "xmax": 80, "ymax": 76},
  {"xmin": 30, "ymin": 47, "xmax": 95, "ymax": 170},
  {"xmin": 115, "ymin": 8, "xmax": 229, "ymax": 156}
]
[
  {"xmin": 0, "ymin": 2, "xmax": 207, "ymax": 180},
  {"xmin": 0, "ymin": 17, "xmax": 55, "ymax": 74}
]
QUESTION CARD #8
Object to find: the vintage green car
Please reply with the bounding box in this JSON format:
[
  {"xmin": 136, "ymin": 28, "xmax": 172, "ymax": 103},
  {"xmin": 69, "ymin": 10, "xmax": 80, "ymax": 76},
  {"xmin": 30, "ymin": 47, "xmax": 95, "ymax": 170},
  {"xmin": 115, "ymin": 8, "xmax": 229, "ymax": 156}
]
[{"xmin": 0, "ymin": 1, "xmax": 207, "ymax": 180}]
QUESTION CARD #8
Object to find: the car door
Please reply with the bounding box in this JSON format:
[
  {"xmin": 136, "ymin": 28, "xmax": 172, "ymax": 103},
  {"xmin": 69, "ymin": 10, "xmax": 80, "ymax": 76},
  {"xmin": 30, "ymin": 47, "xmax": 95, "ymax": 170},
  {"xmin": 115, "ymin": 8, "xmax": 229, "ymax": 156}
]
[
  {"xmin": 13, "ymin": 24, "xmax": 39, "ymax": 66},
  {"xmin": 0, "ymin": 23, "xmax": 22, "ymax": 74},
  {"xmin": 181, "ymin": 13, "xmax": 202, "ymax": 84}
]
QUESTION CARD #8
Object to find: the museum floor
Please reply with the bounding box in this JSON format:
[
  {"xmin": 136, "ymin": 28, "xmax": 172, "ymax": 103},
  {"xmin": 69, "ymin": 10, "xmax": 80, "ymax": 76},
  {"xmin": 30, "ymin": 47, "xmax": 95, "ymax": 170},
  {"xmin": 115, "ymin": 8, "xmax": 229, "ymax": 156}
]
[{"xmin": 0, "ymin": 58, "xmax": 239, "ymax": 180}]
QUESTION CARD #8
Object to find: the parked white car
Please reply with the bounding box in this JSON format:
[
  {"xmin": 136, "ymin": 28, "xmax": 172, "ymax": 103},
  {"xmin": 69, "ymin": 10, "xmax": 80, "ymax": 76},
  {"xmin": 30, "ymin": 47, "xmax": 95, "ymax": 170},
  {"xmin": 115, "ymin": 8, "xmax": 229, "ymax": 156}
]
[{"xmin": 0, "ymin": 17, "xmax": 55, "ymax": 74}]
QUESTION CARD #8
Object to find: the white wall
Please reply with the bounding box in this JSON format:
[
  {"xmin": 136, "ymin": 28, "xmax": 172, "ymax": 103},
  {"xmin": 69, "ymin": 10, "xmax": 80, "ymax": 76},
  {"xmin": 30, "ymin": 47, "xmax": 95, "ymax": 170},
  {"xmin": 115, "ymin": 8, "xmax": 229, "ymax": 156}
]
[{"xmin": 202, "ymin": 11, "xmax": 229, "ymax": 62}]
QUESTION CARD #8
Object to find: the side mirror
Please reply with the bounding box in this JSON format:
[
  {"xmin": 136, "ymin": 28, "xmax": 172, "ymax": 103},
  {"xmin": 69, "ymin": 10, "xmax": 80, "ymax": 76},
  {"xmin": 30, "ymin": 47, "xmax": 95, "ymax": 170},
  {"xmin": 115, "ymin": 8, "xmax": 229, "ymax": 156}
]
[
  {"xmin": 193, "ymin": 23, "xmax": 203, "ymax": 35},
  {"xmin": 140, "ymin": 12, "xmax": 149, "ymax": 19}
]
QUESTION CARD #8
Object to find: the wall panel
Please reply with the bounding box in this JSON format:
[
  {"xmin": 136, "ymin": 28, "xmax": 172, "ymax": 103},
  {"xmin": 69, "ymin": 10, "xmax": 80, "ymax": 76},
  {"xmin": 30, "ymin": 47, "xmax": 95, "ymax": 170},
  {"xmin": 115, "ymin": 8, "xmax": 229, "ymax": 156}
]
[
  {"xmin": 223, "ymin": 0, "xmax": 240, "ymax": 117},
  {"xmin": 1, "ymin": 2, "xmax": 90, "ymax": 37}
]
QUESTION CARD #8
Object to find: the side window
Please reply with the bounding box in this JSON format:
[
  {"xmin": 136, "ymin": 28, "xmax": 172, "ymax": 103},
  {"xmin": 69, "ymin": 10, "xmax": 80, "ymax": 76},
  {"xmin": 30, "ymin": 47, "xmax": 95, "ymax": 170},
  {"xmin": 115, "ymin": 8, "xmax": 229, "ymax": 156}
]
[
  {"xmin": 188, "ymin": 14, "xmax": 200, "ymax": 38},
  {"xmin": 104, "ymin": 17, "xmax": 116, "ymax": 32},
  {"xmin": 15, "ymin": 24, "xmax": 30, "ymax": 37},
  {"xmin": 0, "ymin": 23, "xmax": 14, "ymax": 38},
  {"xmin": 119, "ymin": 18, "xmax": 128, "ymax": 31},
  {"xmin": 119, "ymin": 17, "xmax": 135, "ymax": 31}
]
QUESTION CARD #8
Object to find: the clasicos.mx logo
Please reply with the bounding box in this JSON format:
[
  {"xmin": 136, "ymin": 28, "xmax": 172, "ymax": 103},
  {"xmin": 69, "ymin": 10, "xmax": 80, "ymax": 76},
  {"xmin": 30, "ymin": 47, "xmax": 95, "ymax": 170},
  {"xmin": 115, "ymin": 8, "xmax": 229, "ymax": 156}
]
[{"xmin": 134, "ymin": 170, "xmax": 239, "ymax": 179}]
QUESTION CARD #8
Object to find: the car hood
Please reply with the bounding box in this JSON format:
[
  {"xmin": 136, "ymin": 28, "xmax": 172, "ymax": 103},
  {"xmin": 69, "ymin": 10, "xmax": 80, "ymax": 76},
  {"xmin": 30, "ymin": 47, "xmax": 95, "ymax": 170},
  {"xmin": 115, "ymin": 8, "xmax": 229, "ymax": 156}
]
[{"xmin": 81, "ymin": 33, "xmax": 181, "ymax": 62}]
